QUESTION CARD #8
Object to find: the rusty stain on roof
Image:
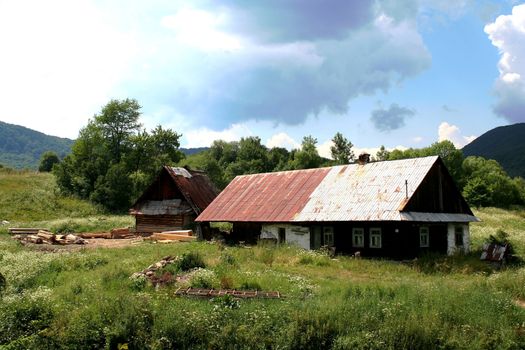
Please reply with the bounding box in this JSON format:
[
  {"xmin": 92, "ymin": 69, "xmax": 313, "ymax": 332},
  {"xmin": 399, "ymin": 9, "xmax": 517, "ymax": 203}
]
[{"xmin": 196, "ymin": 156, "xmax": 479, "ymax": 223}]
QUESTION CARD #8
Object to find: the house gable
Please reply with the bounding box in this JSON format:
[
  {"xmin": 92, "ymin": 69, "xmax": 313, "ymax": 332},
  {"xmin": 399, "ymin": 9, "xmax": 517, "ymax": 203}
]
[{"xmin": 401, "ymin": 158, "xmax": 473, "ymax": 215}]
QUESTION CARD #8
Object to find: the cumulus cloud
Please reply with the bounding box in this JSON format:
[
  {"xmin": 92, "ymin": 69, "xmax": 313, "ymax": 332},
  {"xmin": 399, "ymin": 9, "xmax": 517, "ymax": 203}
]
[
  {"xmin": 266, "ymin": 132, "xmax": 300, "ymax": 150},
  {"xmin": 0, "ymin": 0, "xmax": 432, "ymax": 137},
  {"xmin": 485, "ymin": 4, "xmax": 525, "ymax": 122},
  {"xmin": 370, "ymin": 103, "xmax": 416, "ymax": 132},
  {"xmin": 123, "ymin": 2, "xmax": 431, "ymax": 129},
  {"xmin": 183, "ymin": 124, "xmax": 252, "ymax": 148},
  {"xmin": 438, "ymin": 122, "xmax": 476, "ymax": 148}
]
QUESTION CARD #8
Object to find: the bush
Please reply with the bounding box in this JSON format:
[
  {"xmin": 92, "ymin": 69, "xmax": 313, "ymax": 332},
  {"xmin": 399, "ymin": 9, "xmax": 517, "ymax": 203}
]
[
  {"xmin": 177, "ymin": 252, "xmax": 206, "ymax": 271},
  {"xmin": 189, "ymin": 268, "xmax": 218, "ymax": 289}
]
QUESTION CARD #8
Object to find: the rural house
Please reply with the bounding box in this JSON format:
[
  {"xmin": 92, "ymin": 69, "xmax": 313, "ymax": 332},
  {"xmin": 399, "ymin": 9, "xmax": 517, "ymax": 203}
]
[
  {"xmin": 196, "ymin": 156, "xmax": 479, "ymax": 259},
  {"xmin": 130, "ymin": 166, "xmax": 218, "ymax": 235}
]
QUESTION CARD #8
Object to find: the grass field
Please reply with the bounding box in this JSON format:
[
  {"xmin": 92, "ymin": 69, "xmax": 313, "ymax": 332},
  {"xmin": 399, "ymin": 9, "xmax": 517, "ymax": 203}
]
[{"xmin": 0, "ymin": 169, "xmax": 524, "ymax": 349}]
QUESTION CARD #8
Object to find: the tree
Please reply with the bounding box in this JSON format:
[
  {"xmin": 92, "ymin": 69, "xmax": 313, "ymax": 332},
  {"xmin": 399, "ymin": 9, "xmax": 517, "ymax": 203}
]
[
  {"xmin": 53, "ymin": 99, "xmax": 184, "ymax": 211},
  {"xmin": 95, "ymin": 98, "xmax": 142, "ymax": 162},
  {"xmin": 330, "ymin": 132, "xmax": 354, "ymax": 165},
  {"xmin": 375, "ymin": 145, "xmax": 390, "ymax": 162},
  {"xmin": 38, "ymin": 151, "xmax": 60, "ymax": 172},
  {"xmin": 293, "ymin": 135, "xmax": 322, "ymax": 169},
  {"xmin": 461, "ymin": 156, "xmax": 524, "ymax": 207}
]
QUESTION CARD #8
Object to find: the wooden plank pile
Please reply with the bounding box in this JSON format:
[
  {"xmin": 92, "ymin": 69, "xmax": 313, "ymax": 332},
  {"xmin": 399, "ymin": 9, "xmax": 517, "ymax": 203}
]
[
  {"xmin": 77, "ymin": 232, "xmax": 112, "ymax": 239},
  {"xmin": 145, "ymin": 230, "xmax": 196, "ymax": 243},
  {"xmin": 174, "ymin": 287, "xmax": 281, "ymax": 299},
  {"xmin": 12, "ymin": 230, "xmax": 87, "ymax": 245},
  {"xmin": 8, "ymin": 228, "xmax": 47, "ymax": 235}
]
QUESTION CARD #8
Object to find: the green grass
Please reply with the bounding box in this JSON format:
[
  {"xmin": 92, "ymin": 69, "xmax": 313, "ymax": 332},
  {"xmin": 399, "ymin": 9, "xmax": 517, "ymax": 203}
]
[{"xmin": 0, "ymin": 170, "xmax": 525, "ymax": 349}]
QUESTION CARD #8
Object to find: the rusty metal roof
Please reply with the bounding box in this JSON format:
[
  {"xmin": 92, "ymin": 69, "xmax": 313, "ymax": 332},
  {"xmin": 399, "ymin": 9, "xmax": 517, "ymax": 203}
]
[
  {"xmin": 197, "ymin": 156, "xmax": 479, "ymax": 223},
  {"xmin": 164, "ymin": 167, "xmax": 219, "ymax": 214},
  {"xmin": 196, "ymin": 167, "xmax": 330, "ymax": 222}
]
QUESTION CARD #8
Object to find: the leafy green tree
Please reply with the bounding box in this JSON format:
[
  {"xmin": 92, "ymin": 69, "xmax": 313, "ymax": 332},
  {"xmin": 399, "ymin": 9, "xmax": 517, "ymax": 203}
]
[
  {"xmin": 461, "ymin": 156, "xmax": 524, "ymax": 207},
  {"xmin": 96, "ymin": 98, "xmax": 142, "ymax": 162},
  {"xmin": 375, "ymin": 145, "xmax": 390, "ymax": 161},
  {"xmin": 53, "ymin": 99, "xmax": 184, "ymax": 211},
  {"xmin": 38, "ymin": 151, "xmax": 60, "ymax": 172},
  {"xmin": 330, "ymin": 132, "xmax": 354, "ymax": 164},
  {"xmin": 293, "ymin": 136, "xmax": 322, "ymax": 169}
]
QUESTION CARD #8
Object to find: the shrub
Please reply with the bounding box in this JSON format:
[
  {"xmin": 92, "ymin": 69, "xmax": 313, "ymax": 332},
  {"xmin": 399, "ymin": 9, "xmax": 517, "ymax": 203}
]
[
  {"xmin": 178, "ymin": 252, "xmax": 206, "ymax": 271},
  {"xmin": 189, "ymin": 268, "xmax": 218, "ymax": 289},
  {"xmin": 211, "ymin": 295, "xmax": 240, "ymax": 309}
]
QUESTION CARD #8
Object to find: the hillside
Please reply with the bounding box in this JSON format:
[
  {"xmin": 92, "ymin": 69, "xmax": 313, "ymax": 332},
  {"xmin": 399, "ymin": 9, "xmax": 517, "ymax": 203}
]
[
  {"xmin": 463, "ymin": 123, "xmax": 525, "ymax": 178},
  {"xmin": 0, "ymin": 121, "xmax": 74, "ymax": 169}
]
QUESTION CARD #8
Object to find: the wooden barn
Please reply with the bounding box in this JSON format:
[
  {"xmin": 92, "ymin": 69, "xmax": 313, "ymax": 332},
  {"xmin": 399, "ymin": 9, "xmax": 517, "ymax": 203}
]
[
  {"xmin": 130, "ymin": 166, "xmax": 218, "ymax": 235},
  {"xmin": 196, "ymin": 156, "xmax": 479, "ymax": 259}
]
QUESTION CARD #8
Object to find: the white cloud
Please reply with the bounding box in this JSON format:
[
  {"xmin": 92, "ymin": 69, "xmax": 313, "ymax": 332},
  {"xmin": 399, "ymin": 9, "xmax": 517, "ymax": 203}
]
[
  {"xmin": 485, "ymin": 4, "xmax": 525, "ymax": 122},
  {"xmin": 412, "ymin": 136, "xmax": 423, "ymax": 143},
  {"xmin": 317, "ymin": 140, "xmax": 334, "ymax": 159},
  {"xmin": 438, "ymin": 122, "xmax": 476, "ymax": 148},
  {"xmin": 0, "ymin": 0, "xmax": 136, "ymax": 138},
  {"xmin": 183, "ymin": 124, "xmax": 252, "ymax": 148},
  {"xmin": 266, "ymin": 132, "xmax": 300, "ymax": 150}
]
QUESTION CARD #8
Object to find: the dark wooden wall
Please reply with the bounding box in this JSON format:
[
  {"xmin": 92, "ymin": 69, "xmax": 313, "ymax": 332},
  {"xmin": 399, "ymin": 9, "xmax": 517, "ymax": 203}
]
[
  {"xmin": 404, "ymin": 162, "xmax": 472, "ymax": 214},
  {"xmin": 136, "ymin": 214, "xmax": 195, "ymax": 233}
]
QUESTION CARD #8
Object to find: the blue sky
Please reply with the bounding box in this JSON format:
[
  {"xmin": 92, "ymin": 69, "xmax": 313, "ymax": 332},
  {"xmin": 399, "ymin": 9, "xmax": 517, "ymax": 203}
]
[{"xmin": 1, "ymin": 0, "xmax": 524, "ymax": 157}]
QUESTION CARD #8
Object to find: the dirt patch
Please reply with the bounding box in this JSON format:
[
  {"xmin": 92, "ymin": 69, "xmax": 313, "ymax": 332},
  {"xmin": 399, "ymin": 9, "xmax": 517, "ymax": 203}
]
[{"xmin": 515, "ymin": 299, "xmax": 525, "ymax": 309}]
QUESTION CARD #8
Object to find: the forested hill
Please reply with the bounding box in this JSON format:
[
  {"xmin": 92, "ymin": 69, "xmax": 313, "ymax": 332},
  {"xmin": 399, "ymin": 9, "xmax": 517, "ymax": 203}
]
[
  {"xmin": 462, "ymin": 123, "xmax": 525, "ymax": 178},
  {"xmin": 0, "ymin": 121, "xmax": 74, "ymax": 169}
]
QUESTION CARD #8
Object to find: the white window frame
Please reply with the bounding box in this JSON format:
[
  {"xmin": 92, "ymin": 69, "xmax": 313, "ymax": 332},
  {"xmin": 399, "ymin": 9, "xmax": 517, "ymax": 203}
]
[
  {"xmin": 323, "ymin": 226, "xmax": 334, "ymax": 247},
  {"xmin": 369, "ymin": 228, "xmax": 382, "ymax": 248},
  {"xmin": 352, "ymin": 228, "xmax": 364, "ymax": 248},
  {"xmin": 419, "ymin": 226, "xmax": 429, "ymax": 247}
]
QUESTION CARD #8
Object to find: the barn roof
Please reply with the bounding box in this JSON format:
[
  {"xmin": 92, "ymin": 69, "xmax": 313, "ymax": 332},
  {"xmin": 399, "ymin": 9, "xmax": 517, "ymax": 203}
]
[
  {"xmin": 196, "ymin": 156, "xmax": 479, "ymax": 223},
  {"xmin": 131, "ymin": 166, "xmax": 218, "ymax": 215}
]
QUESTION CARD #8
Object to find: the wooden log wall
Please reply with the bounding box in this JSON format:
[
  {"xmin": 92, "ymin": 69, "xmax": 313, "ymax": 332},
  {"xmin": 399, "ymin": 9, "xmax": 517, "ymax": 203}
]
[{"xmin": 135, "ymin": 214, "xmax": 194, "ymax": 233}]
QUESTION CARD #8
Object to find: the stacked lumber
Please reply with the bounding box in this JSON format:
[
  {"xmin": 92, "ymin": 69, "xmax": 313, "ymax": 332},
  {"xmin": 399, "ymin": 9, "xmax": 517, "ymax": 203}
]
[
  {"xmin": 110, "ymin": 227, "xmax": 135, "ymax": 239},
  {"xmin": 12, "ymin": 230, "xmax": 87, "ymax": 245},
  {"xmin": 8, "ymin": 228, "xmax": 47, "ymax": 235},
  {"xmin": 146, "ymin": 230, "xmax": 195, "ymax": 243}
]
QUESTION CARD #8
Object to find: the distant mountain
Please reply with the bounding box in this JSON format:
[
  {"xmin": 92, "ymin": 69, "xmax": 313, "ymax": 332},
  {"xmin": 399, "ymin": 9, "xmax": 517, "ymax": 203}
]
[
  {"xmin": 180, "ymin": 147, "xmax": 209, "ymax": 156},
  {"xmin": 462, "ymin": 123, "xmax": 525, "ymax": 178},
  {"xmin": 0, "ymin": 121, "xmax": 74, "ymax": 169}
]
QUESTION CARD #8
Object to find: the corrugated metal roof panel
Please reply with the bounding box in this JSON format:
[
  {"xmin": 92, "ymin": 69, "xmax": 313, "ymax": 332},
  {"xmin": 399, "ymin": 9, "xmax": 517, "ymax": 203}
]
[
  {"xmin": 164, "ymin": 167, "xmax": 219, "ymax": 214},
  {"xmin": 294, "ymin": 157, "xmax": 438, "ymax": 222},
  {"xmin": 197, "ymin": 156, "xmax": 480, "ymax": 223},
  {"xmin": 196, "ymin": 167, "xmax": 331, "ymax": 222}
]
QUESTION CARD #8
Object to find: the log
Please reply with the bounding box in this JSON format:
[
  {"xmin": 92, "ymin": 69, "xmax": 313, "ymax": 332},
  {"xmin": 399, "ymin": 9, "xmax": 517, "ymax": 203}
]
[
  {"xmin": 77, "ymin": 232, "xmax": 112, "ymax": 239},
  {"xmin": 37, "ymin": 230, "xmax": 55, "ymax": 243},
  {"xmin": 111, "ymin": 227, "xmax": 132, "ymax": 239}
]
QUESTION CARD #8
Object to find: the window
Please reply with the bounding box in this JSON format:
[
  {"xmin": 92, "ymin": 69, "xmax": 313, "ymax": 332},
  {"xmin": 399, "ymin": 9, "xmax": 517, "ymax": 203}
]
[
  {"xmin": 278, "ymin": 227, "xmax": 286, "ymax": 244},
  {"xmin": 419, "ymin": 227, "xmax": 429, "ymax": 247},
  {"xmin": 455, "ymin": 226, "xmax": 463, "ymax": 246},
  {"xmin": 323, "ymin": 226, "xmax": 334, "ymax": 247},
  {"xmin": 352, "ymin": 228, "xmax": 364, "ymax": 247},
  {"xmin": 369, "ymin": 228, "xmax": 382, "ymax": 248}
]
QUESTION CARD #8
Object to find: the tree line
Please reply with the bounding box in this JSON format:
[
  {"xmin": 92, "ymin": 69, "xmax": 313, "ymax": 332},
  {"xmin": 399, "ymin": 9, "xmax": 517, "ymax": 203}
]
[{"xmin": 47, "ymin": 99, "xmax": 525, "ymax": 211}]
